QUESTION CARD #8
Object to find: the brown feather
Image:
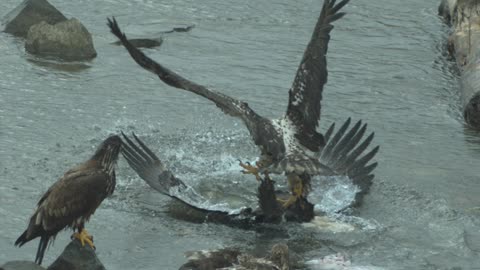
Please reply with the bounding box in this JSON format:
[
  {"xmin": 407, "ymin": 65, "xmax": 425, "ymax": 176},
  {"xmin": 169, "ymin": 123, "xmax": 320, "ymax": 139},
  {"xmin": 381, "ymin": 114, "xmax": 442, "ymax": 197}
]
[{"xmin": 15, "ymin": 135, "xmax": 121, "ymax": 265}]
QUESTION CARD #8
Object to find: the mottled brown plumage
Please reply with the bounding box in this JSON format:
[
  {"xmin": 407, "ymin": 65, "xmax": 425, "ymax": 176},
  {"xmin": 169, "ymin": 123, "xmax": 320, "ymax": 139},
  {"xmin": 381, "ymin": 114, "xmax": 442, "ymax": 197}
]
[{"xmin": 15, "ymin": 135, "xmax": 122, "ymax": 265}]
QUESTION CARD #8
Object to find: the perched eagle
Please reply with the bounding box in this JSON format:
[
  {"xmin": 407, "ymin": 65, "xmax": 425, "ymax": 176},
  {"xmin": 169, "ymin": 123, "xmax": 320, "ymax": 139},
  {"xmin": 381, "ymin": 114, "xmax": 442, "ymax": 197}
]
[
  {"xmin": 15, "ymin": 135, "xmax": 122, "ymax": 265},
  {"xmin": 109, "ymin": 0, "xmax": 378, "ymax": 206}
]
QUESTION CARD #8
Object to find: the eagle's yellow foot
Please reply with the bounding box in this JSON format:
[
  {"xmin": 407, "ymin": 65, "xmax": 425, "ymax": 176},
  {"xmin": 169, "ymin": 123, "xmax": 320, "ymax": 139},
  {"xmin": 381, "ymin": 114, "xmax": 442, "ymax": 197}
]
[
  {"xmin": 239, "ymin": 160, "xmax": 261, "ymax": 181},
  {"xmin": 277, "ymin": 195, "xmax": 298, "ymax": 208},
  {"xmin": 281, "ymin": 175, "xmax": 304, "ymax": 208},
  {"xmin": 72, "ymin": 229, "xmax": 95, "ymax": 250}
]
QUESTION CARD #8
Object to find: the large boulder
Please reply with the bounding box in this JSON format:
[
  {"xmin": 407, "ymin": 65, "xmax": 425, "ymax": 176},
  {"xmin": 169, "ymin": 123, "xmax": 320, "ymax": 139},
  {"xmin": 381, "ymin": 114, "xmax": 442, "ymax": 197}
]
[
  {"xmin": 0, "ymin": 261, "xmax": 46, "ymax": 270},
  {"xmin": 47, "ymin": 240, "xmax": 105, "ymax": 270},
  {"xmin": 2, "ymin": 0, "xmax": 67, "ymax": 38},
  {"xmin": 25, "ymin": 18, "xmax": 97, "ymax": 61},
  {"xmin": 438, "ymin": 0, "xmax": 480, "ymax": 129}
]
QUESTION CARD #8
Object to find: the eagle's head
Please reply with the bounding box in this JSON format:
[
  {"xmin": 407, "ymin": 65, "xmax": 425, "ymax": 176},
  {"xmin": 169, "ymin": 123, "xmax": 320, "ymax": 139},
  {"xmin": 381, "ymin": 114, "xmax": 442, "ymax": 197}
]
[{"xmin": 91, "ymin": 135, "xmax": 122, "ymax": 171}]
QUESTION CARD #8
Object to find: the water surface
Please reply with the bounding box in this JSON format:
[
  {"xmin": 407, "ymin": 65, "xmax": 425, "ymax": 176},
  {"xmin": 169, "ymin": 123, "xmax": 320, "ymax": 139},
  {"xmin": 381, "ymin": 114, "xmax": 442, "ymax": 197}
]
[{"xmin": 1, "ymin": 0, "xmax": 480, "ymax": 269}]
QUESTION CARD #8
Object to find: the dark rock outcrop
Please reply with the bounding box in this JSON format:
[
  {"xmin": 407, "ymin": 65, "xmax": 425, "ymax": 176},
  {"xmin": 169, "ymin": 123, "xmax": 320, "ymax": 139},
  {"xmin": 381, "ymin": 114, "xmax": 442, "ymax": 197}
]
[
  {"xmin": 47, "ymin": 240, "xmax": 105, "ymax": 270},
  {"xmin": 0, "ymin": 261, "xmax": 46, "ymax": 270},
  {"xmin": 2, "ymin": 0, "xmax": 67, "ymax": 38},
  {"xmin": 1, "ymin": 240, "xmax": 105, "ymax": 270},
  {"xmin": 25, "ymin": 18, "xmax": 97, "ymax": 61},
  {"xmin": 439, "ymin": 0, "xmax": 480, "ymax": 129}
]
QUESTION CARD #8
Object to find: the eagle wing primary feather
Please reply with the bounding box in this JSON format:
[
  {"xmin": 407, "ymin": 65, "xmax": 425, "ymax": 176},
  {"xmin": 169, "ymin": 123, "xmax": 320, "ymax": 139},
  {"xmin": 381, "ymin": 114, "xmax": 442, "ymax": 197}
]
[
  {"xmin": 286, "ymin": 0, "xmax": 349, "ymax": 150},
  {"xmin": 320, "ymin": 117, "xmax": 380, "ymax": 208},
  {"xmin": 107, "ymin": 17, "xmax": 256, "ymax": 121},
  {"xmin": 121, "ymin": 132, "xmax": 187, "ymax": 195}
]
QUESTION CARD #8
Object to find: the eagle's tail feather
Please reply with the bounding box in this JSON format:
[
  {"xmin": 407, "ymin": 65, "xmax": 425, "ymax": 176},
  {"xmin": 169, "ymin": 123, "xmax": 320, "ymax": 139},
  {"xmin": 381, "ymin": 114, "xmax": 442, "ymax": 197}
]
[
  {"xmin": 35, "ymin": 235, "xmax": 49, "ymax": 265},
  {"xmin": 15, "ymin": 214, "xmax": 51, "ymax": 265},
  {"xmin": 14, "ymin": 230, "xmax": 29, "ymax": 247}
]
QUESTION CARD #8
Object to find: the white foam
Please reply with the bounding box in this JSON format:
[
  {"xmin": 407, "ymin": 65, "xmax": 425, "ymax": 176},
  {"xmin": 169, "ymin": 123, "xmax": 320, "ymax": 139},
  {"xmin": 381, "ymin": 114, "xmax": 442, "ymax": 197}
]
[{"xmin": 306, "ymin": 253, "xmax": 386, "ymax": 270}]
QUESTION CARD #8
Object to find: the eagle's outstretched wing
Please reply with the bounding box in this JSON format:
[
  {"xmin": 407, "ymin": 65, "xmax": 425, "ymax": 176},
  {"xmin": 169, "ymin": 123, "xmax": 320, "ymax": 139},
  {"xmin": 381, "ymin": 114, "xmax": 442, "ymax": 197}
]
[
  {"xmin": 320, "ymin": 118, "xmax": 380, "ymax": 207},
  {"xmin": 121, "ymin": 133, "xmax": 261, "ymax": 228},
  {"xmin": 120, "ymin": 132, "xmax": 187, "ymax": 196},
  {"xmin": 108, "ymin": 18, "xmax": 260, "ymax": 123},
  {"xmin": 286, "ymin": 0, "xmax": 350, "ymax": 152}
]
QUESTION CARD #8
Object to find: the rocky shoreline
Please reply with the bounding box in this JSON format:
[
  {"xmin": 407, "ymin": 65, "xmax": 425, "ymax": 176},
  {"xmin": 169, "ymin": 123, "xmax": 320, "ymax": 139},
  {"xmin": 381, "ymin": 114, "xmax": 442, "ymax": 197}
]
[{"xmin": 439, "ymin": 0, "xmax": 480, "ymax": 129}]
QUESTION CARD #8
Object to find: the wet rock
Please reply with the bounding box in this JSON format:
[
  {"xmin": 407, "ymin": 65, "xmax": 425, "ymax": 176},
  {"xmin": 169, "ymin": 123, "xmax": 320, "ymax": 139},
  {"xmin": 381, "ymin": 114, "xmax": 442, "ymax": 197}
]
[
  {"xmin": 438, "ymin": 0, "xmax": 480, "ymax": 130},
  {"xmin": 179, "ymin": 244, "xmax": 291, "ymax": 270},
  {"xmin": 25, "ymin": 18, "xmax": 96, "ymax": 61},
  {"xmin": 0, "ymin": 261, "xmax": 46, "ymax": 270},
  {"xmin": 2, "ymin": 0, "xmax": 67, "ymax": 38},
  {"xmin": 47, "ymin": 240, "xmax": 105, "ymax": 270},
  {"xmin": 179, "ymin": 248, "xmax": 241, "ymax": 270}
]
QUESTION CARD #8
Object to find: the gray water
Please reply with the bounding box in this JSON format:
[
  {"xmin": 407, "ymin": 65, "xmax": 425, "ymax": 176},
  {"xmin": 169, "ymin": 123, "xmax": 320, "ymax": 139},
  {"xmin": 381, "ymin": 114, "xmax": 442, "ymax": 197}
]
[{"xmin": 1, "ymin": 0, "xmax": 480, "ymax": 269}]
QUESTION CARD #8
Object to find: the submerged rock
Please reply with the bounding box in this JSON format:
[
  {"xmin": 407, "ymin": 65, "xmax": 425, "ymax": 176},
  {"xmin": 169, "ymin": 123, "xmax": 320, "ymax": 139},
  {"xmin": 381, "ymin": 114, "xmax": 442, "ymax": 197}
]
[
  {"xmin": 0, "ymin": 261, "xmax": 46, "ymax": 270},
  {"xmin": 25, "ymin": 18, "xmax": 96, "ymax": 61},
  {"xmin": 47, "ymin": 240, "xmax": 105, "ymax": 270},
  {"xmin": 2, "ymin": 0, "xmax": 67, "ymax": 38}
]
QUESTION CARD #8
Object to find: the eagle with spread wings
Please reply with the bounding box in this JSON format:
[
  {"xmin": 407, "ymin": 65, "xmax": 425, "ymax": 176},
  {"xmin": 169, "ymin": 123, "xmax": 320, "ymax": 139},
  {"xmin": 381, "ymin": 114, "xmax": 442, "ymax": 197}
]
[{"xmin": 108, "ymin": 0, "xmax": 378, "ymax": 207}]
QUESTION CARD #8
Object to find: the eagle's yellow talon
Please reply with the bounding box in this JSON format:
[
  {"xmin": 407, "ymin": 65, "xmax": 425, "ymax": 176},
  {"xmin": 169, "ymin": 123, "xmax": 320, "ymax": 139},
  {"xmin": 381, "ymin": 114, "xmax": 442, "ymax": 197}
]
[
  {"xmin": 281, "ymin": 174, "xmax": 304, "ymax": 208},
  {"xmin": 72, "ymin": 229, "xmax": 95, "ymax": 250},
  {"xmin": 239, "ymin": 161, "xmax": 262, "ymax": 181},
  {"xmin": 281, "ymin": 194, "xmax": 302, "ymax": 208}
]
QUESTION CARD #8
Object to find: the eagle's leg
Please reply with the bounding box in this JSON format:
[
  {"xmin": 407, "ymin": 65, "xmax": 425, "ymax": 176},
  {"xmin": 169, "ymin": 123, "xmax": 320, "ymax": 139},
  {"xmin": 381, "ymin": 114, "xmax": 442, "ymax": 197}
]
[
  {"xmin": 71, "ymin": 225, "xmax": 95, "ymax": 250},
  {"xmin": 280, "ymin": 174, "xmax": 304, "ymax": 208}
]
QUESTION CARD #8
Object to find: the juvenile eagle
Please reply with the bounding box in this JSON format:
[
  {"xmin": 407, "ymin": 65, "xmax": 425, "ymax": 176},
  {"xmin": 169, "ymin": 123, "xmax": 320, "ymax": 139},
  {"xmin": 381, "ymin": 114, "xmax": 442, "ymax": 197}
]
[
  {"xmin": 15, "ymin": 135, "xmax": 122, "ymax": 264},
  {"xmin": 109, "ymin": 0, "xmax": 377, "ymax": 206}
]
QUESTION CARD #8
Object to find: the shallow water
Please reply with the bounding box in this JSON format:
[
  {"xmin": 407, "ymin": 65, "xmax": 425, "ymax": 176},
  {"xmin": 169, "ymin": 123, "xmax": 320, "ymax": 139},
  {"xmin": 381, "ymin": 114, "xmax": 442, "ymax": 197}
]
[{"xmin": 1, "ymin": 0, "xmax": 480, "ymax": 269}]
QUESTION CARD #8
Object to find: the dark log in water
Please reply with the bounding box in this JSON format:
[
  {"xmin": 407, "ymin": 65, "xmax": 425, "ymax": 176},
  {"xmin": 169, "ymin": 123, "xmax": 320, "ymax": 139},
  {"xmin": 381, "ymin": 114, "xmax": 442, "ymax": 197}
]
[
  {"xmin": 439, "ymin": 0, "xmax": 480, "ymax": 129},
  {"xmin": 112, "ymin": 38, "xmax": 163, "ymax": 49}
]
